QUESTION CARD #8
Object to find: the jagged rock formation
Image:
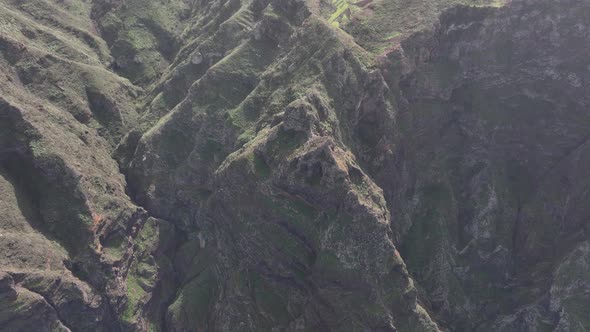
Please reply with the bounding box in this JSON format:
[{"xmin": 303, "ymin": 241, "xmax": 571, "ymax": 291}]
[{"xmin": 0, "ymin": 0, "xmax": 589, "ymax": 331}]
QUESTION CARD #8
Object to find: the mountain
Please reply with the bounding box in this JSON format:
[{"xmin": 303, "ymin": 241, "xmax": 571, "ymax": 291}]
[{"xmin": 1, "ymin": 0, "xmax": 589, "ymax": 331}]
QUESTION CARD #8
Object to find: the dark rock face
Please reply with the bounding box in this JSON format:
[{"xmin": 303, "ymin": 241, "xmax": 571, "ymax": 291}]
[
  {"xmin": 389, "ymin": 2, "xmax": 590, "ymax": 329},
  {"xmin": 0, "ymin": 0, "xmax": 589, "ymax": 331}
]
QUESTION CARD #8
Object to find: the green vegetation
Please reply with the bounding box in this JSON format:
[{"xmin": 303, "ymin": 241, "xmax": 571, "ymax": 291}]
[
  {"xmin": 201, "ymin": 139, "xmax": 224, "ymax": 162},
  {"xmin": 6, "ymin": 0, "xmax": 581, "ymax": 330},
  {"xmin": 258, "ymin": 194, "xmax": 319, "ymax": 266},
  {"xmin": 267, "ymin": 129, "xmax": 305, "ymax": 156},
  {"xmin": 328, "ymin": 0, "xmax": 352, "ymax": 27},
  {"xmin": 136, "ymin": 218, "xmax": 159, "ymax": 253},
  {"xmin": 96, "ymin": 0, "xmax": 188, "ymax": 84},
  {"xmin": 251, "ymin": 154, "xmax": 271, "ymax": 178},
  {"xmin": 251, "ymin": 273, "xmax": 291, "ymax": 326},
  {"xmin": 342, "ymin": 0, "xmax": 507, "ymax": 54},
  {"xmin": 313, "ymin": 250, "xmax": 343, "ymax": 280},
  {"xmin": 123, "ymin": 273, "xmax": 147, "ymax": 322},
  {"xmin": 399, "ymin": 183, "xmax": 453, "ymax": 286},
  {"xmin": 102, "ymin": 233, "xmax": 126, "ymax": 260},
  {"xmin": 168, "ymin": 270, "xmax": 216, "ymax": 329}
]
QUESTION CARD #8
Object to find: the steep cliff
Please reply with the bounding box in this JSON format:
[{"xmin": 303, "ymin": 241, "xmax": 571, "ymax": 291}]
[{"xmin": 0, "ymin": 0, "xmax": 588, "ymax": 331}]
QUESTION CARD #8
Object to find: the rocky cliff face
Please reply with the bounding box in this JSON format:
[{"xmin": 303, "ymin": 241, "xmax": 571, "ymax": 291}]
[{"xmin": 0, "ymin": 0, "xmax": 589, "ymax": 331}]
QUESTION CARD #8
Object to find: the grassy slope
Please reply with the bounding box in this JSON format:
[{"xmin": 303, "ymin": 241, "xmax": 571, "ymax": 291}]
[
  {"xmin": 121, "ymin": 0, "xmax": 451, "ymax": 330},
  {"xmin": 0, "ymin": 0, "xmax": 151, "ymax": 329},
  {"xmin": 8, "ymin": 0, "xmax": 576, "ymax": 331},
  {"xmin": 340, "ymin": 0, "xmax": 507, "ymax": 54}
]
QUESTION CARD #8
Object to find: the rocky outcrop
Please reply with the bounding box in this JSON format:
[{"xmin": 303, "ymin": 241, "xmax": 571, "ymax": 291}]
[
  {"xmin": 381, "ymin": 1, "xmax": 590, "ymax": 330},
  {"xmin": 0, "ymin": 0, "xmax": 163, "ymax": 330}
]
